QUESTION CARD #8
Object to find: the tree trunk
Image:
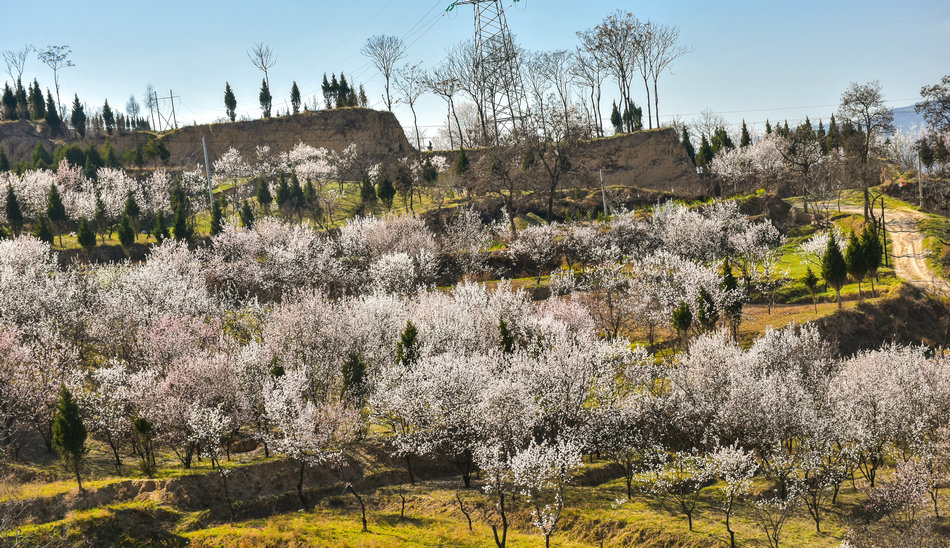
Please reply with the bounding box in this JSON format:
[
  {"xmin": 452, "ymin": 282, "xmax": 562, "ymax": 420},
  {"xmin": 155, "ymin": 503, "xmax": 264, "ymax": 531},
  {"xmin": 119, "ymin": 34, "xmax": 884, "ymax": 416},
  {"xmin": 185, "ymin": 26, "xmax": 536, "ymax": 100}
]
[
  {"xmin": 405, "ymin": 454, "xmax": 415, "ymax": 485},
  {"xmin": 492, "ymin": 492, "xmax": 508, "ymax": 548},
  {"xmin": 346, "ymin": 484, "xmax": 369, "ymax": 532},
  {"xmin": 296, "ymin": 461, "xmax": 307, "ymax": 508}
]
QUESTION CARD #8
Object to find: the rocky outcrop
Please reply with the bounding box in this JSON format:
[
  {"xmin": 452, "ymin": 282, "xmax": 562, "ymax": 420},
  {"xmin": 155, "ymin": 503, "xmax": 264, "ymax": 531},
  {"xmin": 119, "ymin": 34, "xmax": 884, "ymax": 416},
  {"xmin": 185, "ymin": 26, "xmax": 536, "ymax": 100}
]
[{"xmin": 0, "ymin": 108, "xmax": 411, "ymax": 169}]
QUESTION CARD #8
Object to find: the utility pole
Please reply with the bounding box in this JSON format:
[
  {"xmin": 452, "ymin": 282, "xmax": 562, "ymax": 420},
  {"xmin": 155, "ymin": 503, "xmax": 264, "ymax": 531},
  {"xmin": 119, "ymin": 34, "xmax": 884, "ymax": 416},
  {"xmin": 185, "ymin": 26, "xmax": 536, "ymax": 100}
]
[
  {"xmin": 169, "ymin": 90, "xmax": 178, "ymax": 130},
  {"xmin": 202, "ymin": 136, "xmax": 214, "ymax": 207},
  {"xmin": 881, "ymin": 197, "xmax": 888, "ymax": 268},
  {"xmin": 153, "ymin": 90, "xmax": 162, "ymax": 131},
  {"xmin": 154, "ymin": 90, "xmax": 180, "ymax": 131}
]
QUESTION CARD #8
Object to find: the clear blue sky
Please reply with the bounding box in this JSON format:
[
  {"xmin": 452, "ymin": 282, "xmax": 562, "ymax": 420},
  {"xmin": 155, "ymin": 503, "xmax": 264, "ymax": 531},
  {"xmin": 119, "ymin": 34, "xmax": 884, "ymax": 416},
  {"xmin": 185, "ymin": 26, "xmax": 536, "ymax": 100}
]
[{"xmin": 3, "ymin": 0, "xmax": 949, "ymax": 139}]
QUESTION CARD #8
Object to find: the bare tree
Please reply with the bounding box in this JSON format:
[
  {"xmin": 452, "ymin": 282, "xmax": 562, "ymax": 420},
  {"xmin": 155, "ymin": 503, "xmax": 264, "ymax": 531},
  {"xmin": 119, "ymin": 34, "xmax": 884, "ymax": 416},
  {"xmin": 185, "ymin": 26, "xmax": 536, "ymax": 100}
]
[
  {"xmin": 36, "ymin": 45, "xmax": 74, "ymax": 118},
  {"xmin": 2, "ymin": 45, "xmax": 32, "ymax": 82},
  {"xmin": 539, "ymin": 50, "xmax": 575, "ymax": 134},
  {"xmin": 444, "ymin": 41, "xmax": 492, "ymax": 146},
  {"xmin": 145, "ymin": 83, "xmax": 157, "ymax": 130},
  {"xmin": 693, "ymin": 108, "xmax": 728, "ymax": 140},
  {"xmin": 126, "ymin": 94, "xmax": 141, "ymax": 120},
  {"xmin": 591, "ymin": 11, "xmax": 640, "ymax": 124},
  {"xmin": 426, "ymin": 65, "xmax": 464, "ymax": 149},
  {"xmin": 523, "ymin": 51, "xmax": 554, "ymax": 138},
  {"xmin": 361, "ymin": 35, "xmax": 407, "ymax": 112},
  {"xmin": 248, "ymin": 43, "xmax": 277, "ymax": 89},
  {"xmin": 838, "ymin": 80, "xmax": 895, "ymax": 218},
  {"xmin": 632, "ymin": 21, "xmax": 655, "ymax": 129},
  {"xmin": 647, "ymin": 23, "xmax": 690, "ymax": 128},
  {"xmin": 573, "ymin": 31, "xmax": 608, "ymax": 137},
  {"xmin": 394, "ymin": 63, "xmax": 426, "ymax": 150}
]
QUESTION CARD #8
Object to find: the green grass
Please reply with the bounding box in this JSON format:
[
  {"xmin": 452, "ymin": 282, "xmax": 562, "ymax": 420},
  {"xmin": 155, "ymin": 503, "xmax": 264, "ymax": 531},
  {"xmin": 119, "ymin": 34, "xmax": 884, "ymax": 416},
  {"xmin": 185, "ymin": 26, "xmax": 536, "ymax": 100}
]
[{"xmin": 921, "ymin": 214, "xmax": 950, "ymax": 282}]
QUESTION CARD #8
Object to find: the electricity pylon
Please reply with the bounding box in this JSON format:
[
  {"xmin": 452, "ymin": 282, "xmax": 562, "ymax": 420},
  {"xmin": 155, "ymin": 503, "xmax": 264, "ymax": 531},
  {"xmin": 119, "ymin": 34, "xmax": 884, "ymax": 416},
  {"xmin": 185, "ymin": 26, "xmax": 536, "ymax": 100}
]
[{"xmin": 447, "ymin": 0, "xmax": 527, "ymax": 144}]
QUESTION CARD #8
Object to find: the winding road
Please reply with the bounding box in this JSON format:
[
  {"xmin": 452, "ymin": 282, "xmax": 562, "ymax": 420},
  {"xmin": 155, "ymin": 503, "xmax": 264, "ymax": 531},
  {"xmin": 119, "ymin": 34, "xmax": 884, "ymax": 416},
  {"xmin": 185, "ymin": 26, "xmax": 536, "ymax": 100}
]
[{"xmin": 819, "ymin": 202, "xmax": 950, "ymax": 294}]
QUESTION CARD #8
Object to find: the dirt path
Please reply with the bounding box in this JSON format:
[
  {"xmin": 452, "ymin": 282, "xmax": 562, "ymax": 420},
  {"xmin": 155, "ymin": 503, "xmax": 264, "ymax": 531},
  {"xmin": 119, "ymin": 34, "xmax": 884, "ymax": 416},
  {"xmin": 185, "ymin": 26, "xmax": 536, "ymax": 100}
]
[{"xmin": 819, "ymin": 203, "xmax": 950, "ymax": 294}]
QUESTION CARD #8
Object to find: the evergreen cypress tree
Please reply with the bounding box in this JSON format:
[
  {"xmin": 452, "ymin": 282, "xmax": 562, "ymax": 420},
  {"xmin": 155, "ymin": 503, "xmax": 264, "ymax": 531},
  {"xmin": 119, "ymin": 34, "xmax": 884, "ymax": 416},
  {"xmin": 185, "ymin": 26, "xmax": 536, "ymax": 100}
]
[
  {"xmin": 610, "ymin": 101, "xmax": 623, "ymax": 134},
  {"xmin": 255, "ymin": 177, "xmax": 272, "ymax": 213},
  {"xmin": 275, "ymin": 173, "xmax": 290, "ymax": 212},
  {"xmin": 32, "ymin": 143, "xmax": 53, "ymax": 169},
  {"xmin": 117, "ymin": 213, "xmax": 135, "ymax": 255},
  {"xmin": 5, "ymin": 185, "xmax": 23, "ymax": 237},
  {"xmin": 454, "ymin": 148, "xmax": 470, "ymax": 176},
  {"xmin": 94, "ymin": 192, "xmax": 108, "ymax": 243},
  {"xmin": 33, "ymin": 216, "xmax": 53, "ymax": 244},
  {"xmin": 172, "ymin": 206, "xmax": 191, "ymax": 241},
  {"xmin": 46, "ymin": 183, "xmax": 67, "ymax": 247},
  {"xmin": 101, "ymin": 140, "xmax": 120, "ymax": 168},
  {"xmin": 740, "ymin": 120, "xmax": 752, "ymax": 148},
  {"xmin": 359, "ymin": 176, "xmax": 376, "ymax": 212},
  {"xmin": 711, "ymin": 126, "xmax": 735, "ymax": 154},
  {"xmin": 803, "ymin": 267, "xmax": 819, "ymax": 313},
  {"xmin": 376, "ymin": 177, "xmax": 396, "ymax": 210},
  {"xmin": 83, "ymin": 143, "xmax": 104, "ymax": 179},
  {"xmin": 239, "ymin": 200, "xmax": 255, "ymax": 228},
  {"xmin": 322, "ymin": 74, "xmax": 332, "ymax": 108},
  {"xmin": 844, "ymin": 231, "xmax": 868, "ymax": 301},
  {"xmin": 14, "ymin": 78, "xmax": 27, "ymax": 119},
  {"xmin": 169, "ymin": 179, "xmax": 188, "ymax": 216},
  {"xmin": 1, "ymin": 83, "xmax": 16, "ymax": 120},
  {"xmin": 622, "ymin": 99, "xmax": 642, "ymax": 132},
  {"xmin": 338, "ymin": 74, "xmax": 351, "ymax": 107},
  {"xmin": 45, "ymin": 90, "xmax": 62, "ymax": 136},
  {"xmin": 102, "ymin": 99, "xmax": 115, "ymax": 135},
  {"xmin": 765, "ymin": 120, "xmax": 772, "ymax": 135},
  {"xmin": 224, "ymin": 82, "xmax": 237, "ymax": 122},
  {"xmin": 70, "ymin": 94, "xmax": 86, "ymax": 138},
  {"xmin": 76, "ymin": 217, "xmax": 96, "ymax": 253},
  {"xmin": 290, "ymin": 81, "xmax": 301, "ymax": 114},
  {"xmin": 358, "ymin": 85, "xmax": 368, "ymax": 107},
  {"xmin": 671, "ymin": 301, "xmax": 693, "ymax": 349},
  {"xmin": 498, "ymin": 317, "xmax": 515, "ymax": 354},
  {"xmin": 122, "ymin": 189, "xmax": 140, "ymax": 233},
  {"xmin": 259, "ymin": 78, "xmax": 272, "ymax": 119},
  {"xmin": 0, "ymin": 148, "xmax": 8, "ymax": 172},
  {"xmin": 681, "ymin": 127, "xmax": 696, "ymax": 165},
  {"xmin": 330, "ymin": 74, "xmax": 340, "ymax": 108},
  {"xmin": 210, "ymin": 199, "xmax": 224, "ymax": 236},
  {"xmin": 697, "ymin": 135, "xmax": 714, "ymax": 169},
  {"xmin": 28, "ymin": 79, "xmax": 45, "ymax": 120},
  {"xmin": 52, "ymin": 386, "xmax": 88, "ymax": 491},
  {"xmin": 341, "ymin": 353, "xmax": 366, "ymax": 405},
  {"xmin": 152, "ymin": 211, "xmax": 169, "ymax": 243},
  {"xmin": 303, "ymin": 180, "xmax": 321, "ymax": 220},
  {"xmin": 395, "ymin": 321, "xmax": 419, "ymax": 367},
  {"xmin": 289, "ymin": 173, "xmax": 305, "ymax": 219},
  {"xmin": 821, "ymin": 234, "xmax": 848, "ymax": 308},
  {"xmin": 826, "ymin": 114, "xmax": 840, "ymax": 152}
]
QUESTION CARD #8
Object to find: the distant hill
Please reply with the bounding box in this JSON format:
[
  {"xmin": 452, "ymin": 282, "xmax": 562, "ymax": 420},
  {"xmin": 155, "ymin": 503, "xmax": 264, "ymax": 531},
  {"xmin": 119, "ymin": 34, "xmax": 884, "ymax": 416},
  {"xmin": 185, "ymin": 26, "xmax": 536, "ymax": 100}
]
[{"xmin": 891, "ymin": 104, "xmax": 927, "ymax": 133}]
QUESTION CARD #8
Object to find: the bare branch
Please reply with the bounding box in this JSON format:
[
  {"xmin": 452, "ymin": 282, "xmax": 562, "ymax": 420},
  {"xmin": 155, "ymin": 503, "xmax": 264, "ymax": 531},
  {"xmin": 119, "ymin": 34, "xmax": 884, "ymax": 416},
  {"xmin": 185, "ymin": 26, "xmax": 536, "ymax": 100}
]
[{"xmin": 361, "ymin": 35, "xmax": 407, "ymax": 111}]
